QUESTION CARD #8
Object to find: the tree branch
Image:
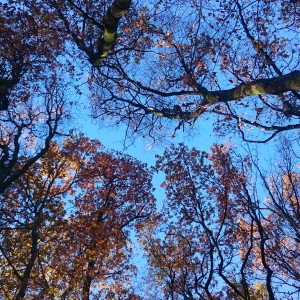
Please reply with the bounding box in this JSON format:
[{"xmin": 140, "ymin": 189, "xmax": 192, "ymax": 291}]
[
  {"xmin": 109, "ymin": 70, "xmax": 300, "ymax": 121},
  {"xmin": 90, "ymin": 0, "xmax": 132, "ymax": 66}
]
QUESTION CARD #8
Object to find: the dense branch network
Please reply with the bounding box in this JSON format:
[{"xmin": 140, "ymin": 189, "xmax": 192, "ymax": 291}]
[
  {"xmin": 112, "ymin": 70, "xmax": 300, "ymax": 121},
  {"xmin": 86, "ymin": 0, "xmax": 300, "ymax": 142},
  {"xmin": 2, "ymin": 0, "xmax": 299, "ymax": 142}
]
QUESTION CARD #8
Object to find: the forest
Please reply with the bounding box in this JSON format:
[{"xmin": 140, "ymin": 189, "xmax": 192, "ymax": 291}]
[{"xmin": 0, "ymin": 0, "xmax": 300, "ymax": 299}]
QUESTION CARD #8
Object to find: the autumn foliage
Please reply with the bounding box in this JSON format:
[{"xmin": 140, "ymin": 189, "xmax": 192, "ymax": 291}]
[
  {"xmin": 141, "ymin": 141, "xmax": 300, "ymax": 299},
  {"xmin": 1, "ymin": 1, "xmax": 299, "ymax": 142},
  {"xmin": 2, "ymin": 134, "xmax": 300, "ymax": 298},
  {"xmin": 0, "ymin": 0, "xmax": 300, "ymax": 299},
  {"xmin": 85, "ymin": 0, "xmax": 300, "ymax": 142},
  {"xmin": 0, "ymin": 135, "xmax": 155, "ymax": 299}
]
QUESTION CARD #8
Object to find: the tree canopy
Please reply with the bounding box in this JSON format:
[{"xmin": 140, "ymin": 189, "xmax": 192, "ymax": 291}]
[
  {"xmin": 0, "ymin": 135, "xmax": 155, "ymax": 299},
  {"xmin": 141, "ymin": 139, "xmax": 300, "ymax": 299},
  {"xmin": 1, "ymin": 0, "xmax": 300, "ymax": 142},
  {"xmin": 0, "ymin": 0, "xmax": 300, "ymax": 299}
]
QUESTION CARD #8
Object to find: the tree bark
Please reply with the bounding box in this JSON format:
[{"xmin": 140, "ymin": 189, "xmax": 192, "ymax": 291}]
[
  {"xmin": 143, "ymin": 70, "xmax": 300, "ymax": 121},
  {"xmin": 15, "ymin": 222, "xmax": 40, "ymax": 299},
  {"xmin": 90, "ymin": 0, "xmax": 132, "ymax": 66},
  {"xmin": 210, "ymin": 70, "xmax": 300, "ymax": 103}
]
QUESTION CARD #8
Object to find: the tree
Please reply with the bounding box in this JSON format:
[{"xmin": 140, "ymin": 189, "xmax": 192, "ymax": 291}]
[
  {"xmin": 256, "ymin": 137, "xmax": 300, "ymax": 290},
  {"xmin": 0, "ymin": 0, "xmax": 137, "ymax": 192},
  {"xmin": 3, "ymin": 1, "xmax": 299, "ymax": 143},
  {"xmin": 48, "ymin": 0, "xmax": 132, "ymax": 66},
  {"xmin": 1, "ymin": 1, "xmax": 300, "ymax": 297},
  {"xmin": 0, "ymin": 74, "xmax": 67, "ymax": 195},
  {"xmin": 70, "ymin": 0, "xmax": 299, "ymax": 142},
  {"xmin": 0, "ymin": 0, "xmax": 137, "ymax": 131},
  {"xmin": 0, "ymin": 135, "xmax": 156, "ymax": 299},
  {"xmin": 0, "ymin": 1, "xmax": 72, "ymax": 194},
  {"xmin": 140, "ymin": 141, "xmax": 300, "ymax": 299},
  {"xmin": 0, "ymin": 1, "xmax": 65, "ymax": 110}
]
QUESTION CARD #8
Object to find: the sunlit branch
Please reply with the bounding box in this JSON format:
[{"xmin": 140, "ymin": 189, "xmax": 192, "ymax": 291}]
[
  {"xmin": 236, "ymin": 0, "xmax": 300, "ymax": 100},
  {"xmin": 101, "ymin": 70, "xmax": 300, "ymax": 123},
  {"xmin": 90, "ymin": 0, "xmax": 132, "ymax": 66}
]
